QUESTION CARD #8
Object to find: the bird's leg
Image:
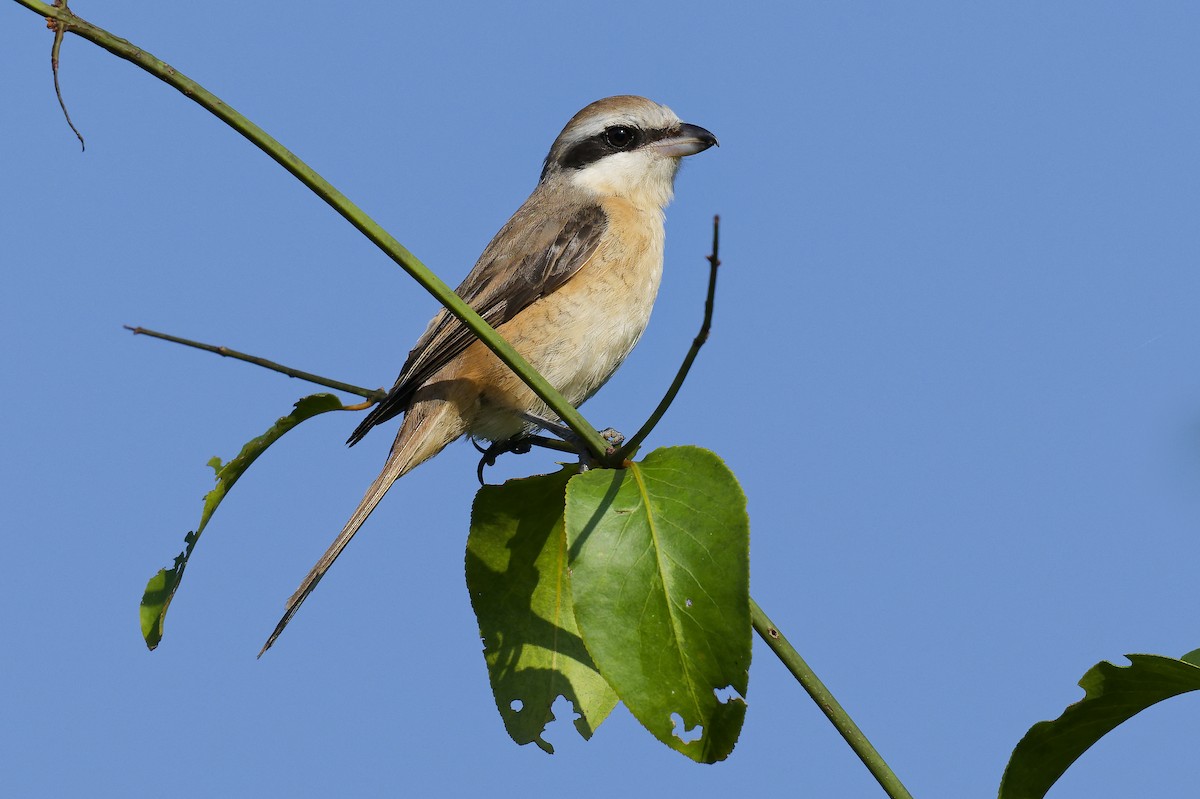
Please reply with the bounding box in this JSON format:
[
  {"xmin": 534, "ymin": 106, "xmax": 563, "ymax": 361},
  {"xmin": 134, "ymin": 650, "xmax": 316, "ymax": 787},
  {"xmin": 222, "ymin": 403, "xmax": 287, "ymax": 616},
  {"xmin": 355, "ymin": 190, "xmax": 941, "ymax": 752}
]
[
  {"xmin": 473, "ymin": 415, "xmax": 629, "ymax": 483},
  {"xmin": 474, "ymin": 433, "xmax": 592, "ymax": 484},
  {"xmin": 514, "ymin": 411, "xmax": 577, "ymax": 443}
]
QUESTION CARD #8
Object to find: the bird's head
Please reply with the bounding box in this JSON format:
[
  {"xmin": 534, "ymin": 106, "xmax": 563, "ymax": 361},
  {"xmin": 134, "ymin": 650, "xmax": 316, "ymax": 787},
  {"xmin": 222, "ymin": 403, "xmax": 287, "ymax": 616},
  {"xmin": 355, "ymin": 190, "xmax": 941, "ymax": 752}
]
[{"xmin": 540, "ymin": 96, "xmax": 717, "ymax": 209}]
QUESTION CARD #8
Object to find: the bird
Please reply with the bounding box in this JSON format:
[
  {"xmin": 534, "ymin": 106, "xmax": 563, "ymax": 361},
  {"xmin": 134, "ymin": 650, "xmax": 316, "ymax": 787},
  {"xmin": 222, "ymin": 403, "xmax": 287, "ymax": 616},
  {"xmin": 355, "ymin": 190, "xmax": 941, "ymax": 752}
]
[{"xmin": 260, "ymin": 95, "xmax": 717, "ymax": 655}]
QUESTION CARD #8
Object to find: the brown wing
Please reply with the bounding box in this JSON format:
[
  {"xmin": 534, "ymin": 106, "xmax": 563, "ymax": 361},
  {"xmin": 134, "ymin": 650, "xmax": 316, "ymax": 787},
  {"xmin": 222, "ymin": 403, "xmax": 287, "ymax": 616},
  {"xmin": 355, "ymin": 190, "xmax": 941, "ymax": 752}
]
[{"xmin": 347, "ymin": 201, "xmax": 607, "ymax": 445}]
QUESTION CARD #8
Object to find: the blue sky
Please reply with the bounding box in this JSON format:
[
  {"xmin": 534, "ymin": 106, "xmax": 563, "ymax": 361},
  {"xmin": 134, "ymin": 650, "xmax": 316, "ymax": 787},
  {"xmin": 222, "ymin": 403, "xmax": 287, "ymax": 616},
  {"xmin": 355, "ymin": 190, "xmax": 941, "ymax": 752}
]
[{"xmin": 3, "ymin": 2, "xmax": 1199, "ymax": 797}]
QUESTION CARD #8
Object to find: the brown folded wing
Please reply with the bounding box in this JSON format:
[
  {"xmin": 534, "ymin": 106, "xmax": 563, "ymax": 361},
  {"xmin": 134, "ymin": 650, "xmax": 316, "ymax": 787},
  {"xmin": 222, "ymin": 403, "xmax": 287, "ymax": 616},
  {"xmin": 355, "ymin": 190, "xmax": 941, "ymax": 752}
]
[{"xmin": 347, "ymin": 201, "xmax": 606, "ymax": 445}]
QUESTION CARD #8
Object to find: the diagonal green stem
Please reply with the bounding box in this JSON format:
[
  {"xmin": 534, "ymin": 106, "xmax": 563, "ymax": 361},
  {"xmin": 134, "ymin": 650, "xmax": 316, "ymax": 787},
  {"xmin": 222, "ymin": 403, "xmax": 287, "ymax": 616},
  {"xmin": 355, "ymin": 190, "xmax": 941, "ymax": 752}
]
[
  {"xmin": 15, "ymin": 0, "xmax": 608, "ymax": 459},
  {"xmin": 751, "ymin": 598, "xmax": 915, "ymax": 799}
]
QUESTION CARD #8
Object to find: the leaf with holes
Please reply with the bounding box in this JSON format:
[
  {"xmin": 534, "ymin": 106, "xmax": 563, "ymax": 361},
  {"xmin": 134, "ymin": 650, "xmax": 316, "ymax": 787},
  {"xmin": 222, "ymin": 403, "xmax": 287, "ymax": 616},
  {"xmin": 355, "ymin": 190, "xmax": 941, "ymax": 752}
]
[
  {"xmin": 466, "ymin": 465, "xmax": 618, "ymax": 753},
  {"xmin": 565, "ymin": 446, "xmax": 750, "ymax": 763},
  {"xmin": 1000, "ymin": 649, "xmax": 1200, "ymax": 799}
]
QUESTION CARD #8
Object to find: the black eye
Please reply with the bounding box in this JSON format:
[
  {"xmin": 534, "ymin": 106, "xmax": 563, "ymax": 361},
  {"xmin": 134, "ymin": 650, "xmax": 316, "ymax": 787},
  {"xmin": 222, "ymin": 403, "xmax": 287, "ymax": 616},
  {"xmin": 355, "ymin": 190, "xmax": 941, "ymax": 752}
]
[{"xmin": 604, "ymin": 126, "xmax": 639, "ymax": 150}]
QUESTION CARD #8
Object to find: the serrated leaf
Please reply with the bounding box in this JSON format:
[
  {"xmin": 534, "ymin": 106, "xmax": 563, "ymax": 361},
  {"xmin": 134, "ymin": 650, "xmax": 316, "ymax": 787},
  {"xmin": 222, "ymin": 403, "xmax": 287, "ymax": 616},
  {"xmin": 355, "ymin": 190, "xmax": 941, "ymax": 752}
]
[
  {"xmin": 466, "ymin": 466, "xmax": 618, "ymax": 753},
  {"xmin": 999, "ymin": 650, "xmax": 1200, "ymax": 799},
  {"xmin": 139, "ymin": 393, "xmax": 347, "ymax": 650},
  {"xmin": 565, "ymin": 446, "xmax": 750, "ymax": 763}
]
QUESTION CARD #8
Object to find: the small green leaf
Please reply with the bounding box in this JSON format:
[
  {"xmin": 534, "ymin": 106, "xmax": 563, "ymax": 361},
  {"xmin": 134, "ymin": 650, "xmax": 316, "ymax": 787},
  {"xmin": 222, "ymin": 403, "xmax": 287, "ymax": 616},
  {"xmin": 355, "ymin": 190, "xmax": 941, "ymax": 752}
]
[
  {"xmin": 1000, "ymin": 650, "xmax": 1200, "ymax": 798},
  {"xmin": 466, "ymin": 466, "xmax": 618, "ymax": 753},
  {"xmin": 139, "ymin": 393, "xmax": 347, "ymax": 650},
  {"xmin": 565, "ymin": 446, "xmax": 750, "ymax": 763}
]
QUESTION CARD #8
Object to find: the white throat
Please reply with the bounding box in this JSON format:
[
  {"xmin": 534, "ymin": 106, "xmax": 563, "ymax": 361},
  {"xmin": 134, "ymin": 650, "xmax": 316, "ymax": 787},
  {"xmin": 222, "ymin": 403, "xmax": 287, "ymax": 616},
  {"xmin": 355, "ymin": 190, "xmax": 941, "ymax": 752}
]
[{"xmin": 569, "ymin": 152, "xmax": 680, "ymax": 210}]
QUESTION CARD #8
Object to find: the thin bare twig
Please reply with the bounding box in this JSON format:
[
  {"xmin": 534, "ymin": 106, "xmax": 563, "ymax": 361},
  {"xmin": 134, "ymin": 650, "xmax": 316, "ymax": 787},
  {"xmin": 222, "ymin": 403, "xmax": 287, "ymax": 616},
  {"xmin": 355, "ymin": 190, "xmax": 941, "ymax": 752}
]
[
  {"xmin": 613, "ymin": 215, "xmax": 721, "ymax": 462},
  {"xmin": 48, "ymin": 0, "xmax": 85, "ymax": 150},
  {"xmin": 124, "ymin": 325, "xmax": 385, "ymax": 402}
]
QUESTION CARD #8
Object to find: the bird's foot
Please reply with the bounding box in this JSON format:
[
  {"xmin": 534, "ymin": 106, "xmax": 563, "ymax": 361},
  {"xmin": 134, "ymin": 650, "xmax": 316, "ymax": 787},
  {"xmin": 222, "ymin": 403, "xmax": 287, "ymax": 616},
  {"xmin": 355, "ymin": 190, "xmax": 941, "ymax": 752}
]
[
  {"xmin": 473, "ymin": 422, "xmax": 627, "ymax": 479},
  {"xmin": 473, "ymin": 436, "xmax": 533, "ymax": 485}
]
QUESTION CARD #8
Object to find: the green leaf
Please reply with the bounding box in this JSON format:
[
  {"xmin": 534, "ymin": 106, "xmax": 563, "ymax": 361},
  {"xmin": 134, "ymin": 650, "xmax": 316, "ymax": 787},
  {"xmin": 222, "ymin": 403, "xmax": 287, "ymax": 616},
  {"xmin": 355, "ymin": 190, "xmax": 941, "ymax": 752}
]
[
  {"xmin": 139, "ymin": 393, "xmax": 347, "ymax": 650},
  {"xmin": 565, "ymin": 446, "xmax": 750, "ymax": 763},
  {"xmin": 466, "ymin": 466, "xmax": 618, "ymax": 753},
  {"xmin": 1000, "ymin": 650, "xmax": 1200, "ymax": 799}
]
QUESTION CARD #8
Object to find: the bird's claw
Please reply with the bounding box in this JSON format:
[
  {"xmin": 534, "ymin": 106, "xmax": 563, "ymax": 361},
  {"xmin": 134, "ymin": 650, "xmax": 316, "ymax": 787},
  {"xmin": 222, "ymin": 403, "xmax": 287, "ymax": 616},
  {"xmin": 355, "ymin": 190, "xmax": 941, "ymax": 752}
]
[{"xmin": 474, "ymin": 436, "xmax": 533, "ymax": 485}]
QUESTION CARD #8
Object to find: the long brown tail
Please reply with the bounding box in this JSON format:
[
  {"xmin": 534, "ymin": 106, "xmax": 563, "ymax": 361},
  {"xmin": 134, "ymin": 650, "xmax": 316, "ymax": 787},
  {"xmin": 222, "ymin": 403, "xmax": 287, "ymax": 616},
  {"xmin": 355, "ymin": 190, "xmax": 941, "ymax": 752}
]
[{"xmin": 259, "ymin": 403, "xmax": 462, "ymax": 656}]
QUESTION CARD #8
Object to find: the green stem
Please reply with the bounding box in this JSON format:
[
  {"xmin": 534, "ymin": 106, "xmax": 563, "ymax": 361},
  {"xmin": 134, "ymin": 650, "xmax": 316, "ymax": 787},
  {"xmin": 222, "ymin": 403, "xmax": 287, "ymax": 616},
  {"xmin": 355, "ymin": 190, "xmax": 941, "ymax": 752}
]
[
  {"xmin": 614, "ymin": 215, "xmax": 720, "ymax": 462},
  {"xmin": 751, "ymin": 598, "xmax": 915, "ymax": 799},
  {"xmin": 123, "ymin": 325, "xmax": 385, "ymax": 401},
  {"xmin": 15, "ymin": 0, "xmax": 608, "ymax": 459}
]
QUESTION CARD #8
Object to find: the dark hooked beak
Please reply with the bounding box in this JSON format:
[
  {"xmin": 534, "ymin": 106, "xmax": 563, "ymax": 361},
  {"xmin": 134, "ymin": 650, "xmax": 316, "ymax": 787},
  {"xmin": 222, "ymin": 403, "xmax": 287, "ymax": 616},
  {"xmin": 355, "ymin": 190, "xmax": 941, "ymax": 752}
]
[{"xmin": 653, "ymin": 123, "xmax": 719, "ymax": 157}]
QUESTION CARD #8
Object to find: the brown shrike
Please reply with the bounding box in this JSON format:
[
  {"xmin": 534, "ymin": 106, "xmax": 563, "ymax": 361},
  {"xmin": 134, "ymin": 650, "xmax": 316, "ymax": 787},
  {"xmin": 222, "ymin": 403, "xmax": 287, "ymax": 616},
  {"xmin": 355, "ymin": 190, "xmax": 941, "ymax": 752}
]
[{"xmin": 261, "ymin": 96, "xmax": 717, "ymax": 654}]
